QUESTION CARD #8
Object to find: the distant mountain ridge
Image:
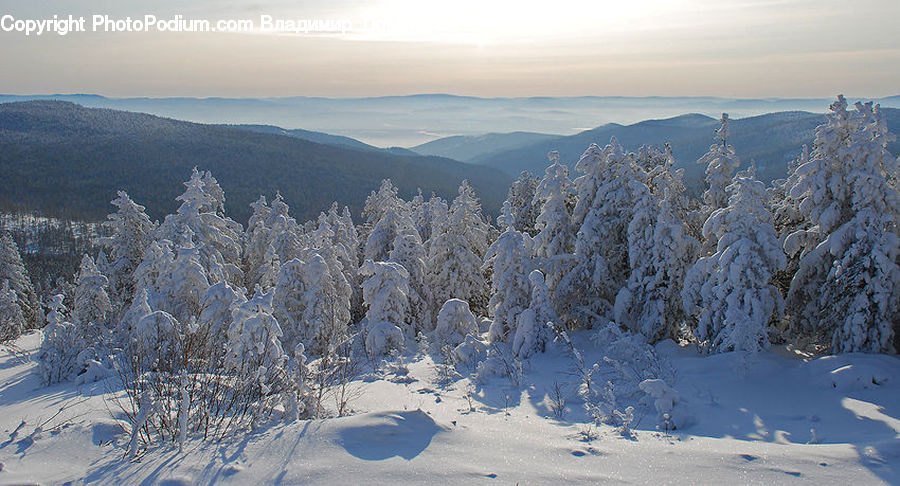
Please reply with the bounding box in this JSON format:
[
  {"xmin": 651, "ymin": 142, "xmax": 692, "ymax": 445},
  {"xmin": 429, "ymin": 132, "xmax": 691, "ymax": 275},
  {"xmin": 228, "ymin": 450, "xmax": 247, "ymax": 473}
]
[
  {"xmin": 469, "ymin": 109, "xmax": 900, "ymax": 188},
  {"xmin": 231, "ymin": 124, "xmax": 419, "ymax": 156},
  {"xmin": 0, "ymin": 100, "xmax": 512, "ymax": 223},
  {"xmin": 411, "ymin": 132, "xmax": 560, "ymax": 163},
  {"xmin": 232, "ymin": 124, "xmax": 381, "ymax": 151},
  {"xmin": 3, "ymin": 93, "xmax": 899, "ymax": 147}
]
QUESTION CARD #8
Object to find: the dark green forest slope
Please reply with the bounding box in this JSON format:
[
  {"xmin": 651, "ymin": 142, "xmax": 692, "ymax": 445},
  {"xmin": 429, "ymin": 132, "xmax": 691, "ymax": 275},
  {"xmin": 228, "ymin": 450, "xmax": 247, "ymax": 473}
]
[{"xmin": 0, "ymin": 101, "xmax": 512, "ymax": 223}]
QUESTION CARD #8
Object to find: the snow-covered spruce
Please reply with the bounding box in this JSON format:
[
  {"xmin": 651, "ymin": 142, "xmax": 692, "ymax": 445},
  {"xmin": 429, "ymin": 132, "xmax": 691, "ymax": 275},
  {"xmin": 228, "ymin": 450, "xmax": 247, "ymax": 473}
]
[
  {"xmin": 38, "ymin": 294, "xmax": 81, "ymax": 384},
  {"xmin": 484, "ymin": 202, "xmax": 534, "ymax": 342},
  {"xmin": 225, "ymin": 288, "xmax": 287, "ymax": 396},
  {"xmin": 263, "ymin": 193, "xmax": 305, "ymax": 266},
  {"xmin": 682, "ymin": 173, "xmax": 786, "ymax": 353},
  {"xmin": 558, "ymin": 139, "xmax": 642, "ymax": 326},
  {"xmin": 699, "ymin": 113, "xmax": 741, "ymax": 217},
  {"xmin": 427, "ymin": 181, "xmax": 492, "ymax": 319},
  {"xmin": 615, "ymin": 188, "xmax": 699, "ymax": 343},
  {"xmin": 318, "ymin": 203, "xmax": 363, "ymax": 322},
  {"xmin": 115, "ymin": 286, "xmax": 153, "ymax": 344},
  {"xmin": 161, "ymin": 234, "xmax": 211, "ymax": 326},
  {"xmin": 196, "ymin": 281, "xmax": 246, "ymax": 358},
  {"xmin": 364, "ymin": 206, "xmax": 417, "ymax": 264},
  {"xmin": 435, "ymin": 298, "xmax": 479, "ymax": 347},
  {"xmin": 72, "ymin": 254, "xmax": 113, "ymax": 342},
  {"xmin": 362, "ymin": 179, "xmax": 405, "ymax": 230},
  {"xmin": 511, "ymin": 270, "xmax": 558, "ymax": 360},
  {"xmin": 0, "ymin": 232, "xmax": 43, "ymax": 330},
  {"xmin": 821, "ymin": 212, "xmax": 900, "ymax": 353},
  {"xmin": 364, "ymin": 320, "xmax": 406, "ymax": 358},
  {"xmin": 782, "ymin": 97, "xmax": 900, "ymax": 353},
  {"xmin": 531, "ymin": 151, "xmax": 575, "ymax": 297},
  {"xmin": 389, "ymin": 232, "xmax": 431, "ymax": 334},
  {"xmin": 284, "ymin": 342, "xmax": 315, "ymax": 421},
  {"xmin": 306, "ymin": 218, "xmax": 355, "ymax": 333},
  {"xmin": 243, "ymin": 195, "xmax": 273, "ymax": 288},
  {"xmin": 506, "ymin": 171, "xmax": 540, "ymax": 236},
  {"xmin": 359, "ymin": 259, "xmax": 411, "ymax": 338},
  {"xmin": 410, "ymin": 190, "xmax": 449, "ymax": 247},
  {"xmin": 101, "ymin": 191, "xmax": 156, "ymax": 314},
  {"xmin": 133, "ymin": 239, "xmax": 175, "ymax": 299},
  {"xmin": 274, "ymin": 252, "xmax": 352, "ymax": 356},
  {"xmin": 0, "ymin": 279, "xmax": 25, "ymax": 343},
  {"xmin": 154, "ymin": 168, "xmax": 244, "ymax": 287}
]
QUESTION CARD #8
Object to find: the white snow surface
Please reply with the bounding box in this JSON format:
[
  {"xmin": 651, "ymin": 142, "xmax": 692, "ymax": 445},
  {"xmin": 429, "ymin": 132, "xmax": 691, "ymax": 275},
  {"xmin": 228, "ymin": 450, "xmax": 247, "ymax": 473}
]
[{"xmin": 1, "ymin": 331, "xmax": 899, "ymax": 484}]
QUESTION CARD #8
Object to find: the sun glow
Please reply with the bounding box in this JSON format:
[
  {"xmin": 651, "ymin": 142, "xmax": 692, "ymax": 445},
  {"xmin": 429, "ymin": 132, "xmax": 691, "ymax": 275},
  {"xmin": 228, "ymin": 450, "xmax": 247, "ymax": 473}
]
[{"xmin": 351, "ymin": 0, "xmax": 685, "ymax": 45}]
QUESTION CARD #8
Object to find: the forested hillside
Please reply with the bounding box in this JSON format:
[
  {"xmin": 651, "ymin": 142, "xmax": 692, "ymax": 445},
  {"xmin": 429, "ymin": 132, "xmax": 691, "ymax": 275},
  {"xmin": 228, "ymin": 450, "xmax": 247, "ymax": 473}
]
[
  {"xmin": 474, "ymin": 109, "xmax": 900, "ymax": 188},
  {"xmin": 0, "ymin": 101, "xmax": 512, "ymax": 222}
]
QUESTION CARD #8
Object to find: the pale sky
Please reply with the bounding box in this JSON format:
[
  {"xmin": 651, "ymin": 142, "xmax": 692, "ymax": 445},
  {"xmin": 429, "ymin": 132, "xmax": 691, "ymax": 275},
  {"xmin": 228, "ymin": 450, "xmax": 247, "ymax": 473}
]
[{"xmin": 0, "ymin": 0, "xmax": 898, "ymax": 98}]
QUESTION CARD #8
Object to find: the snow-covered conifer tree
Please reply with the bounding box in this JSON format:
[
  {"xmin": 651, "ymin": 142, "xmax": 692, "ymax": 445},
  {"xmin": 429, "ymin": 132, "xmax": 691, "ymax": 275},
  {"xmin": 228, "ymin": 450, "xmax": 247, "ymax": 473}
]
[
  {"xmin": 199, "ymin": 170, "xmax": 226, "ymax": 216},
  {"xmin": 682, "ymin": 174, "xmax": 785, "ymax": 353},
  {"xmin": 615, "ymin": 190, "xmax": 699, "ymax": 343},
  {"xmin": 699, "ymin": 114, "xmax": 741, "ymax": 215},
  {"xmin": 484, "ymin": 202, "xmax": 534, "ymax": 342},
  {"xmin": 408, "ymin": 190, "xmax": 429, "ymax": 242},
  {"xmin": 225, "ymin": 289, "xmax": 287, "ymax": 395},
  {"xmin": 359, "ymin": 259, "xmax": 410, "ymax": 332},
  {"xmin": 639, "ymin": 144, "xmax": 694, "ymax": 222},
  {"xmin": 0, "ymin": 280, "xmax": 25, "ymax": 343},
  {"xmin": 363, "ymin": 179, "xmax": 404, "ymax": 228},
  {"xmin": 511, "ymin": 270, "xmax": 558, "ymax": 359},
  {"xmin": 38, "ymin": 295, "xmax": 81, "ymax": 384},
  {"xmin": 532, "ymin": 151, "xmax": 575, "ymax": 293},
  {"xmin": 73, "ymin": 254, "xmax": 113, "ymax": 342},
  {"xmin": 527, "ymin": 270, "xmax": 558, "ymax": 333},
  {"xmin": 413, "ymin": 193, "xmax": 450, "ymax": 249},
  {"xmin": 265, "ymin": 193, "xmax": 305, "ymax": 264},
  {"xmin": 427, "ymin": 181, "xmax": 492, "ymax": 317},
  {"xmin": 506, "ymin": 171, "xmax": 540, "ymax": 236},
  {"xmin": 359, "ymin": 259, "xmax": 410, "ymax": 355},
  {"xmin": 257, "ymin": 244, "xmax": 281, "ymax": 291},
  {"xmin": 274, "ymin": 253, "xmax": 351, "ymax": 356},
  {"xmin": 307, "ymin": 219, "xmax": 354, "ymax": 329},
  {"xmin": 155, "ymin": 169, "xmax": 243, "ymax": 285},
  {"xmin": 0, "ymin": 232, "xmax": 42, "ymax": 330},
  {"xmin": 364, "ymin": 206, "xmax": 417, "ymax": 263},
  {"xmin": 770, "ymin": 145, "xmax": 808, "ymax": 237},
  {"xmin": 160, "ymin": 234, "xmax": 211, "ymax": 326},
  {"xmin": 614, "ymin": 186, "xmax": 657, "ymax": 331},
  {"xmin": 613, "ymin": 143, "xmax": 697, "ymax": 342},
  {"xmin": 318, "ymin": 204, "xmax": 363, "ymax": 321},
  {"xmin": 196, "ymin": 281, "xmax": 246, "ymax": 358},
  {"xmin": 783, "ymin": 97, "xmax": 900, "ymax": 352},
  {"xmin": 389, "ymin": 232, "xmax": 431, "ymax": 333},
  {"xmin": 570, "ymin": 143, "xmax": 606, "ymax": 229},
  {"xmin": 96, "ymin": 250, "xmax": 111, "ymax": 280},
  {"xmin": 116, "ymin": 287, "xmax": 153, "ymax": 343},
  {"xmin": 133, "ymin": 240, "xmax": 174, "ymax": 299},
  {"xmin": 284, "ymin": 342, "xmax": 314, "ymax": 421},
  {"xmin": 243, "ymin": 195, "xmax": 272, "ymax": 287},
  {"xmin": 820, "ymin": 213, "xmax": 899, "ymax": 353},
  {"xmin": 273, "ymin": 258, "xmax": 306, "ymax": 351},
  {"xmin": 102, "ymin": 191, "xmax": 157, "ymax": 310},
  {"xmin": 558, "ymin": 139, "xmax": 642, "ymax": 326},
  {"xmin": 435, "ymin": 298, "xmax": 479, "ymax": 347}
]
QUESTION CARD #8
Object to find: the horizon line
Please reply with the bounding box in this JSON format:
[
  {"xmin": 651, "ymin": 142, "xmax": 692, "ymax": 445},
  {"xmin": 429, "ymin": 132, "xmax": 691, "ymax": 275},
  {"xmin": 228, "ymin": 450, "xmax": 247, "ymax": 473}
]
[{"xmin": 2, "ymin": 92, "xmax": 898, "ymax": 102}]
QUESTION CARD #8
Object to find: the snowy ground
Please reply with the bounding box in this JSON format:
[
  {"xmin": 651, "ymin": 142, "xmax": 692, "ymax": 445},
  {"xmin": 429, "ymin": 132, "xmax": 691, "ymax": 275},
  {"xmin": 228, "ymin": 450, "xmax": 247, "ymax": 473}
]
[{"xmin": 1, "ymin": 331, "xmax": 898, "ymax": 485}]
